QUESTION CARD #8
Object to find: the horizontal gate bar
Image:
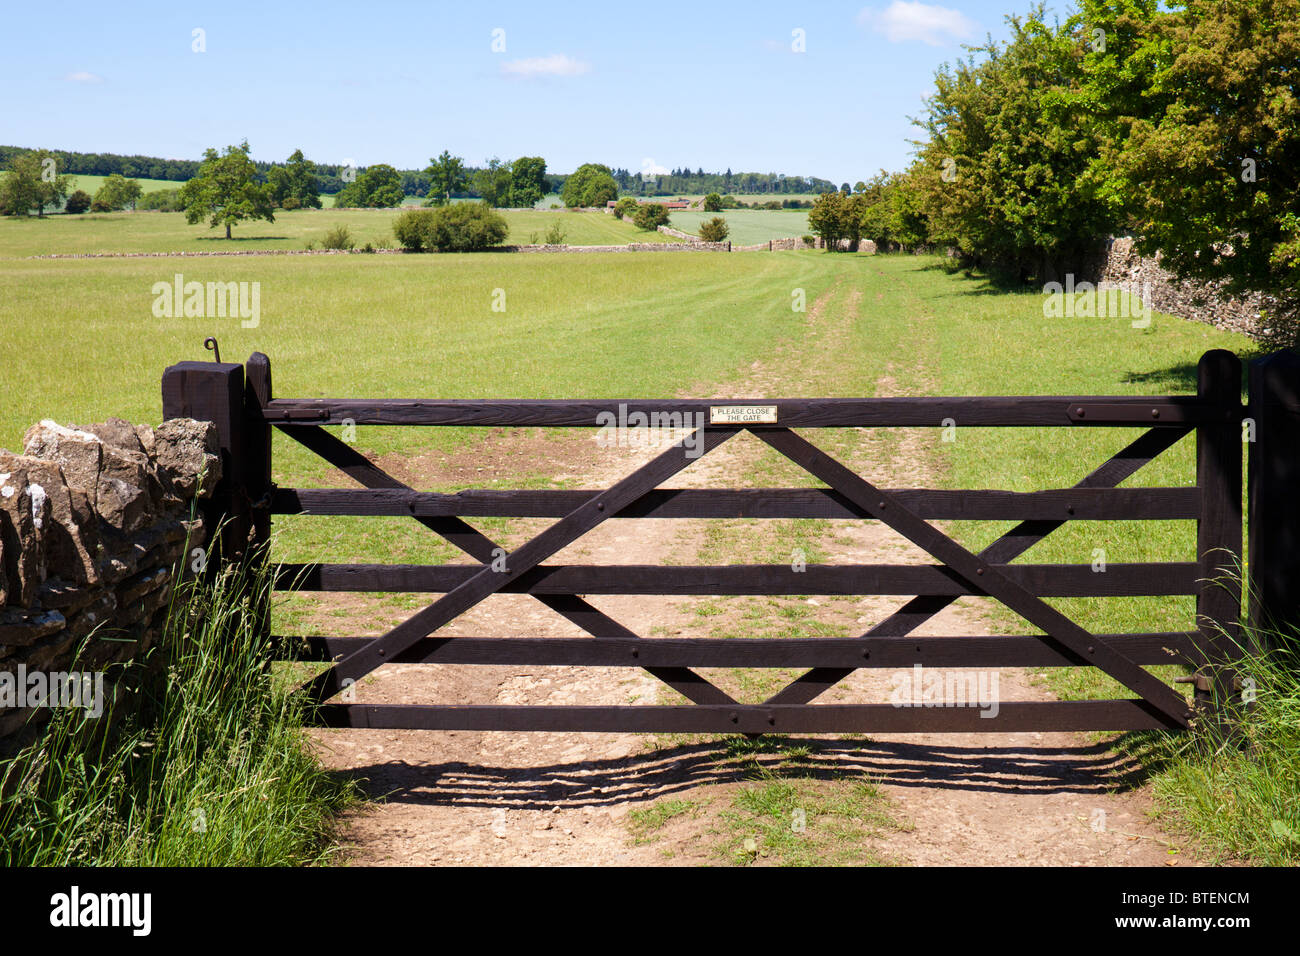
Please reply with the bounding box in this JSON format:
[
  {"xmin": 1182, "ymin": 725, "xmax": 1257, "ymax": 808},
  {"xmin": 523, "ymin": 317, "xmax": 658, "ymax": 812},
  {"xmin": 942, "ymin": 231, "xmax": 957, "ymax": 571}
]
[
  {"xmin": 286, "ymin": 632, "xmax": 1201, "ymax": 667},
  {"xmin": 261, "ymin": 396, "xmax": 1234, "ymax": 428},
  {"xmin": 272, "ymin": 486, "xmax": 1200, "ymax": 521},
  {"xmin": 276, "ymin": 561, "xmax": 1197, "ymax": 597},
  {"xmin": 313, "ymin": 700, "xmax": 1183, "ymax": 732}
]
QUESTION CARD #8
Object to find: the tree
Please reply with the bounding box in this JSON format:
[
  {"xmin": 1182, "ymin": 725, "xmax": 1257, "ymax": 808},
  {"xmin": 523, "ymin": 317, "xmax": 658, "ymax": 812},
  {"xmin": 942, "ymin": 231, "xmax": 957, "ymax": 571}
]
[
  {"xmin": 886, "ymin": 170, "xmax": 931, "ymax": 250},
  {"xmin": 267, "ymin": 149, "xmax": 322, "ymax": 209},
  {"xmin": 702, "ymin": 192, "xmax": 723, "ymax": 212},
  {"xmin": 93, "ymin": 173, "xmax": 143, "ymax": 211},
  {"xmin": 612, "ymin": 197, "xmax": 638, "ymax": 219},
  {"xmin": 1084, "ymin": 0, "xmax": 1300, "ymax": 302},
  {"xmin": 911, "ymin": 8, "xmax": 1114, "ymax": 279},
  {"xmin": 64, "ymin": 189, "xmax": 91, "ymax": 214},
  {"xmin": 561, "ymin": 163, "xmax": 618, "ymax": 207},
  {"xmin": 471, "ymin": 157, "xmax": 514, "ymax": 207},
  {"xmin": 698, "ymin": 216, "xmax": 729, "ymax": 242},
  {"xmin": 856, "ymin": 171, "xmax": 896, "ymax": 248},
  {"xmin": 425, "ymin": 151, "xmax": 468, "ymax": 206},
  {"xmin": 808, "ymin": 191, "xmax": 865, "ymax": 249},
  {"xmin": 510, "ymin": 156, "xmax": 548, "ymax": 207},
  {"xmin": 178, "ymin": 142, "xmax": 276, "ymax": 238},
  {"xmin": 633, "ymin": 202, "xmax": 670, "ymax": 230},
  {"xmin": 334, "ymin": 163, "xmax": 404, "ymax": 208},
  {"xmin": 0, "ymin": 150, "xmax": 72, "ymax": 217}
]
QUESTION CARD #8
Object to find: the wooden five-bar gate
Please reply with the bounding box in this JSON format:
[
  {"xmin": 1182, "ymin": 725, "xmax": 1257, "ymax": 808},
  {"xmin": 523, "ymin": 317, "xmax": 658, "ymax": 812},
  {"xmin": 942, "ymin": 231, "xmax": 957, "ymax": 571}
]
[{"xmin": 160, "ymin": 347, "xmax": 1296, "ymax": 738}]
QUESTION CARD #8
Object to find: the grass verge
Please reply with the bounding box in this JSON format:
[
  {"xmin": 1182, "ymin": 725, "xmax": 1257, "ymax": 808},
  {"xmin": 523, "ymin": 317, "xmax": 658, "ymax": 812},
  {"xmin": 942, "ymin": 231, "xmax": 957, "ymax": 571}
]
[
  {"xmin": 0, "ymin": 556, "xmax": 357, "ymax": 866},
  {"xmin": 1115, "ymin": 610, "xmax": 1300, "ymax": 866}
]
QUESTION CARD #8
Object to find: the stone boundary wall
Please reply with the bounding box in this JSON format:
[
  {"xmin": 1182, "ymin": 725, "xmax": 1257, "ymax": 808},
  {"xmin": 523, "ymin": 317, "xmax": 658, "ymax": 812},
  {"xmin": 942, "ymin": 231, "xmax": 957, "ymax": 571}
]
[
  {"xmin": 657, "ymin": 225, "xmax": 705, "ymax": 242},
  {"xmin": 0, "ymin": 417, "xmax": 220, "ymax": 756},
  {"xmin": 510, "ymin": 240, "xmax": 731, "ymax": 253},
  {"xmin": 1094, "ymin": 237, "xmax": 1296, "ymax": 342},
  {"xmin": 31, "ymin": 229, "xmax": 867, "ymax": 259},
  {"xmin": 733, "ymin": 236, "xmax": 876, "ymax": 253}
]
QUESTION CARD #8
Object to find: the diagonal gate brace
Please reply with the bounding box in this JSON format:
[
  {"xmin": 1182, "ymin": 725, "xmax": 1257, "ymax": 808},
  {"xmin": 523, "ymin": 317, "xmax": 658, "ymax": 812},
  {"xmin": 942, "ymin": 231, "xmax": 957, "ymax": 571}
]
[
  {"xmin": 767, "ymin": 426, "xmax": 1191, "ymax": 705},
  {"xmin": 754, "ymin": 427, "xmax": 1192, "ymax": 728},
  {"xmin": 281, "ymin": 425, "xmax": 738, "ymax": 706},
  {"xmin": 302, "ymin": 426, "xmax": 740, "ymax": 704}
]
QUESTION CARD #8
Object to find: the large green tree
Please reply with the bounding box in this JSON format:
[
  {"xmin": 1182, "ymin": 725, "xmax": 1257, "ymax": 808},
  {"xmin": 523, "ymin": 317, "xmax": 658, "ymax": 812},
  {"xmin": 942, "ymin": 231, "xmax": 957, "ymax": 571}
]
[
  {"xmin": 509, "ymin": 156, "xmax": 548, "ymax": 207},
  {"xmin": 808, "ymin": 190, "xmax": 865, "ymax": 249},
  {"xmin": 267, "ymin": 149, "xmax": 322, "ymax": 209},
  {"xmin": 424, "ymin": 151, "xmax": 468, "ymax": 206},
  {"xmin": 914, "ymin": 8, "xmax": 1114, "ymax": 279},
  {"xmin": 561, "ymin": 163, "xmax": 618, "ymax": 208},
  {"xmin": 334, "ymin": 163, "xmax": 404, "ymax": 208},
  {"xmin": 1082, "ymin": 0, "xmax": 1300, "ymax": 301},
  {"xmin": 94, "ymin": 173, "xmax": 143, "ymax": 211},
  {"xmin": 178, "ymin": 142, "xmax": 275, "ymax": 238},
  {"xmin": 471, "ymin": 157, "xmax": 514, "ymax": 207},
  {"xmin": 0, "ymin": 150, "xmax": 72, "ymax": 216},
  {"xmin": 855, "ymin": 171, "xmax": 896, "ymax": 248}
]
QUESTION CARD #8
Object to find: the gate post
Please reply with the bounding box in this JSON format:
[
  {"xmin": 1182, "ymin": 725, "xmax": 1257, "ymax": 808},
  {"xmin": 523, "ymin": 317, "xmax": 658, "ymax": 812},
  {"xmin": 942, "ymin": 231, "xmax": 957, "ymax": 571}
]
[
  {"xmin": 244, "ymin": 352, "xmax": 274, "ymax": 641},
  {"xmin": 160, "ymin": 357, "xmax": 253, "ymax": 574},
  {"xmin": 1247, "ymin": 348, "xmax": 1300, "ymax": 648},
  {"xmin": 1195, "ymin": 349, "xmax": 1244, "ymax": 733}
]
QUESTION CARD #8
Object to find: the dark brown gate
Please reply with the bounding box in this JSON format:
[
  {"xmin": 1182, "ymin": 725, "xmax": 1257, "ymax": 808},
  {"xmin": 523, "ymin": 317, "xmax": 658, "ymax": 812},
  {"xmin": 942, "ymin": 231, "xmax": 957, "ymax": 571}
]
[{"xmin": 162, "ymin": 349, "xmax": 1248, "ymax": 735}]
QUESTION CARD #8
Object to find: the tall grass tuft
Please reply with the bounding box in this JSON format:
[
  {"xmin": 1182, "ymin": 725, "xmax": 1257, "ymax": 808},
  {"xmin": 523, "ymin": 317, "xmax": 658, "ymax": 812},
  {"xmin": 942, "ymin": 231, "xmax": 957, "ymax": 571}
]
[
  {"xmin": 1119, "ymin": 601, "xmax": 1300, "ymax": 865},
  {"xmin": 0, "ymin": 553, "xmax": 357, "ymax": 866}
]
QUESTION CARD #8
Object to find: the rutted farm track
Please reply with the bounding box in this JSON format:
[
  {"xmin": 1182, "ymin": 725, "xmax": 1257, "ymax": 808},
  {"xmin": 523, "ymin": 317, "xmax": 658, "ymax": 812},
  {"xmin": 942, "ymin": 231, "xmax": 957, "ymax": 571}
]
[{"xmin": 302, "ymin": 279, "xmax": 1198, "ymax": 867}]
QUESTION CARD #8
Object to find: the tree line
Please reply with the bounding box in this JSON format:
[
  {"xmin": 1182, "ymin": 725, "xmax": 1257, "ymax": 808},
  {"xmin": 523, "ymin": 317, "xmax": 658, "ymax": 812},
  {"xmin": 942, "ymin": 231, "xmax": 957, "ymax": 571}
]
[
  {"xmin": 814, "ymin": 0, "xmax": 1298, "ymax": 307},
  {"xmin": 0, "ymin": 146, "xmax": 200, "ymax": 183},
  {"xmin": 610, "ymin": 168, "xmax": 837, "ymax": 196},
  {"xmin": 1, "ymin": 143, "xmax": 837, "ymax": 208}
]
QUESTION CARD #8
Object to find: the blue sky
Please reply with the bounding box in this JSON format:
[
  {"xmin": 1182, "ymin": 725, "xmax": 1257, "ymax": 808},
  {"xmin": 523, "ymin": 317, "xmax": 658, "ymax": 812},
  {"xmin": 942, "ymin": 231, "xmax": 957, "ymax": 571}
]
[{"xmin": 2, "ymin": 0, "xmax": 1062, "ymax": 183}]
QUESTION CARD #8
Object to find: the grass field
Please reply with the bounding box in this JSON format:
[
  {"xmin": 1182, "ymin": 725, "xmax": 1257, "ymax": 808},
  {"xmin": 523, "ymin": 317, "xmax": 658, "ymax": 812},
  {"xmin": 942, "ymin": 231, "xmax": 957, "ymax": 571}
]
[
  {"xmin": 0, "ymin": 171, "xmax": 182, "ymax": 198},
  {"xmin": 62, "ymin": 174, "xmax": 182, "ymax": 196},
  {"xmin": 0, "ymin": 206, "xmax": 672, "ymax": 257},
  {"xmin": 0, "ymin": 247, "xmax": 1250, "ymax": 641},
  {"xmin": 670, "ymin": 209, "xmax": 812, "ymax": 244},
  {"xmin": 319, "ymin": 194, "xmax": 429, "ymax": 208},
  {"xmin": 0, "ymin": 249, "xmax": 849, "ymax": 456}
]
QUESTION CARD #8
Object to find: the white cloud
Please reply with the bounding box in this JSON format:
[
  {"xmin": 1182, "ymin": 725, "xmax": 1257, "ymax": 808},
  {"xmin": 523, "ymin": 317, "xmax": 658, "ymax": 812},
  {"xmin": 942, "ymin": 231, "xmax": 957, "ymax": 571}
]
[
  {"xmin": 500, "ymin": 54, "xmax": 590, "ymax": 78},
  {"xmin": 640, "ymin": 158, "xmax": 670, "ymax": 177},
  {"xmin": 858, "ymin": 2, "xmax": 978, "ymax": 46},
  {"xmin": 64, "ymin": 71, "xmax": 103, "ymax": 83}
]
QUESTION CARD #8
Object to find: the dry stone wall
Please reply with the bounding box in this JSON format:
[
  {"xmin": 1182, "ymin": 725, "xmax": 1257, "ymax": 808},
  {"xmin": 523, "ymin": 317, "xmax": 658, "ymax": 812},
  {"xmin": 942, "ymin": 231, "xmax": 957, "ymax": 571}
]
[
  {"xmin": 1095, "ymin": 237, "xmax": 1297, "ymax": 343},
  {"xmin": 510, "ymin": 241, "xmax": 730, "ymax": 253},
  {"xmin": 0, "ymin": 417, "xmax": 220, "ymax": 755}
]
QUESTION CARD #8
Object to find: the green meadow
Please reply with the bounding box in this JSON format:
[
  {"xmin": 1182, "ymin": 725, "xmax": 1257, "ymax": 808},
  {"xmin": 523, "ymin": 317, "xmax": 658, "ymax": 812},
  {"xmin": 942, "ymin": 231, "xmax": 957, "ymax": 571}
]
[
  {"xmin": 671, "ymin": 208, "xmax": 812, "ymax": 244},
  {"xmin": 0, "ymin": 206, "xmax": 672, "ymax": 257},
  {"xmin": 0, "ymin": 171, "xmax": 182, "ymax": 200},
  {"xmin": 62, "ymin": 174, "xmax": 181, "ymax": 196}
]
